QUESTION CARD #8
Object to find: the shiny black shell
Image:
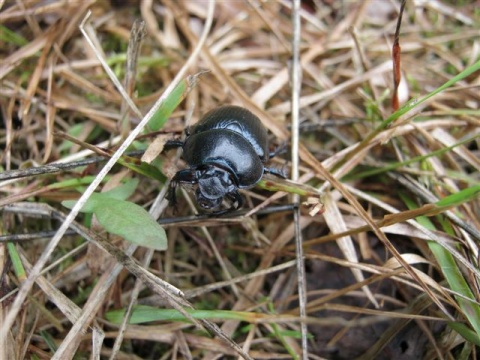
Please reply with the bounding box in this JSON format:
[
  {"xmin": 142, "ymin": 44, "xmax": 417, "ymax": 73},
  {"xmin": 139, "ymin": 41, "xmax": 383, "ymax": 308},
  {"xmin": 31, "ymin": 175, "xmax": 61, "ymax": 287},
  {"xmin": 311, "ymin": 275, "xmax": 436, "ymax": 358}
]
[
  {"xmin": 189, "ymin": 105, "xmax": 269, "ymax": 161},
  {"xmin": 182, "ymin": 106, "xmax": 269, "ymax": 188}
]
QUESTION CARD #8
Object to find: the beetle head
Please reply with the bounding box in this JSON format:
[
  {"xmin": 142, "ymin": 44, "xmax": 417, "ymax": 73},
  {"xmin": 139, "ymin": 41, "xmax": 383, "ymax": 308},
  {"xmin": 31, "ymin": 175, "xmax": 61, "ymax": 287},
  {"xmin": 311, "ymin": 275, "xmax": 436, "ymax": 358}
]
[{"xmin": 196, "ymin": 167, "xmax": 236, "ymax": 210}]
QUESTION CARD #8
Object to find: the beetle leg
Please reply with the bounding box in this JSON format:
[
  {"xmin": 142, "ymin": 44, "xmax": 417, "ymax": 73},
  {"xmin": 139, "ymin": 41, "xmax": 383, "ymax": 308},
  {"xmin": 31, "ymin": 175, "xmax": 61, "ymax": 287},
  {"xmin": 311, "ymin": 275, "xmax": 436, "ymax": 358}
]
[
  {"xmin": 229, "ymin": 190, "xmax": 243, "ymax": 211},
  {"xmin": 264, "ymin": 166, "xmax": 288, "ymax": 179},
  {"xmin": 205, "ymin": 191, "xmax": 243, "ymax": 217},
  {"xmin": 163, "ymin": 139, "xmax": 184, "ymax": 152},
  {"xmin": 166, "ymin": 180, "xmax": 179, "ymax": 208},
  {"xmin": 223, "ymin": 191, "xmax": 243, "ymax": 215},
  {"xmin": 166, "ymin": 169, "xmax": 199, "ymax": 208},
  {"xmin": 268, "ymin": 141, "xmax": 288, "ymax": 159}
]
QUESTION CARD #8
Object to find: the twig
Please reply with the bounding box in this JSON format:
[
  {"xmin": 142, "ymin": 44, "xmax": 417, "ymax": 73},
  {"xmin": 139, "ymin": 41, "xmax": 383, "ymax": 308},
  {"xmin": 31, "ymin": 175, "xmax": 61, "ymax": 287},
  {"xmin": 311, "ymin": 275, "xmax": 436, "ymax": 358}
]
[
  {"xmin": 120, "ymin": 19, "xmax": 146, "ymax": 139},
  {"xmin": 290, "ymin": 0, "xmax": 308, "ymax": 358},
  {"xmin": 0, "ymin": 151, "xmax": 144, "ymax": 181},
  {"xmin": 0, "ymin": 230, "xmax": 77, "ymax": 242}
]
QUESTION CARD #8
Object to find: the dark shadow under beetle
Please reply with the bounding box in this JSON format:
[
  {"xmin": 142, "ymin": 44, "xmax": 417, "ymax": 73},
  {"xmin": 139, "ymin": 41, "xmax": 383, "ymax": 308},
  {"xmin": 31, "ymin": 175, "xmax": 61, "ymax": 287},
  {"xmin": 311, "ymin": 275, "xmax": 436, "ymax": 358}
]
[{"xmin": 164, "ymin": 105, "xmax": 286, "ymax": 216}]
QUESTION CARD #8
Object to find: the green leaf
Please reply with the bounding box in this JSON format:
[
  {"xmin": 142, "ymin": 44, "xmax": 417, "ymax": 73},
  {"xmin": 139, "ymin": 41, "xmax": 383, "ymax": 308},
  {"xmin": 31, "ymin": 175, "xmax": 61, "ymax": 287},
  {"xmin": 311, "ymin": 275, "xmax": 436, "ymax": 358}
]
[
  {"xmin": 61, "ymin": 180, "xmax": 167, "ymax": 250},
  {"xmin": 102, "ymin": 178, "xmax": 139, "ymax": 200},
  {"xmin": 94, "ymin": 197, "xmax": 167, "ymax": 251},
  {"xmin": 61, "ymin": 195, "xmax": 97, "ymax": 213},
  {"xmin": 61, "ymin": 178, "xmax": 138, "ymax": 211}
]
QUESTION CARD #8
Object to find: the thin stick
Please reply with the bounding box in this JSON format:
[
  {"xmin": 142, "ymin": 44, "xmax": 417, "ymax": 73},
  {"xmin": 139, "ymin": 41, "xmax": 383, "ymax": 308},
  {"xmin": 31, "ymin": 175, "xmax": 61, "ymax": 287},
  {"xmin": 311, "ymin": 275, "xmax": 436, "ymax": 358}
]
[
  {"xmin": 291, "ymin": 0, "xmax": 308, "ymax": 358},
  {"xmin": 120, "ymin": 19, "xmax": 146, "ymax": 139},
  {"xmin": 0, "ymin": 151, "xmax": 144, "ymax": 181}
]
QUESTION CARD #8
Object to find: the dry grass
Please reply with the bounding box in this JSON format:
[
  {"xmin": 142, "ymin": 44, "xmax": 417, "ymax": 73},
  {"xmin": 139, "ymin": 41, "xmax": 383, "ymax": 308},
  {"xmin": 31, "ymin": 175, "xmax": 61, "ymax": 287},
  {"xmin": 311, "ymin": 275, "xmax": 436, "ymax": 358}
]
[{"xmin": 1, "ymin": 0, "xmax": 480, "ymax": 359}]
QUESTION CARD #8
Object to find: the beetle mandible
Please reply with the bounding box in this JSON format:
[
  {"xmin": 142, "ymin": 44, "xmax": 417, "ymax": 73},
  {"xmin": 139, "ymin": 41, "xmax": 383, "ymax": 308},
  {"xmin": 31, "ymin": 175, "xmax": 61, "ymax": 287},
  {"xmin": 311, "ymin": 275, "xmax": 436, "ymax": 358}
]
[{"xmin": 165, "ymin": 105, "xmax": 285, "ymax": 215}]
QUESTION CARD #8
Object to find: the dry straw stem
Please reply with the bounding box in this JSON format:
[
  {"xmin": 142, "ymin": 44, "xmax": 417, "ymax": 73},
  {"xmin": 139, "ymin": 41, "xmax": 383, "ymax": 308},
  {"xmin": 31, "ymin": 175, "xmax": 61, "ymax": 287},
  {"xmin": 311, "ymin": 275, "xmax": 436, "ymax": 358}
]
[
  {"xmin": 290, "ymin": 0, "xmax": 309, "ymax": 358},
  {"xmin": 1, "ymin": 1, "xmax": 480, "ymax": 359}
]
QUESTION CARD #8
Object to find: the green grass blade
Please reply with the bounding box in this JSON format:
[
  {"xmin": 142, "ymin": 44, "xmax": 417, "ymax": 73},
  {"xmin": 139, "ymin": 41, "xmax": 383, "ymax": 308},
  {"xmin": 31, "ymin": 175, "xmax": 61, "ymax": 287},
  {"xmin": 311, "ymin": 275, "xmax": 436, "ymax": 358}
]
[
  {"xmin": 105, "ymin": 305, "xmax": 264, "ymax": 324},
  {"xmin": 116, "ymin": 158, "xmax": 166, "ymax": 182},
  {"xmin": 348, "ymin": 133, "xmax": 479, "ymax": 180},
  {"xmin": 0, "ymin": 25, "xmax": 29, "ymax": 46},
  {"xmin": 434, "ymin": 185, "xmax": 480, "ymax": 209},
  {"xmin": 401, "ymin": 194, "xmax": 480, "ymax": 340},
  {"xmin": 447, "ymin": 322, "xmax": 480, "ymax": 347},
  {"xmin": 7, "ymin": 242, "xmax": 26, "ymax": 282},
  {"xmin": 147, "ymin": 72, "xmax": 205, "ymax": 131},
  {"xmin": 257, "ymin": 177, "xmax": 321, "ymax": 197},
  {"xmin": 40, "ymin": 330, "xmax": 58, "ymax": 352},
  {"xmin": 337, "ymin": 58, "xmax": 480, "ymax": 170}
]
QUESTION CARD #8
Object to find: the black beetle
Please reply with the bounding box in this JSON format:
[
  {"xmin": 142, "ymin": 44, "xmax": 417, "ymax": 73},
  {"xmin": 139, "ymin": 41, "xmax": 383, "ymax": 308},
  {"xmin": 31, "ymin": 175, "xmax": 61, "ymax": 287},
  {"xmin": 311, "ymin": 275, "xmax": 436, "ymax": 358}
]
[{"xmin": 165, "ymin": 105, "xmax": 285, "ymax": 215}]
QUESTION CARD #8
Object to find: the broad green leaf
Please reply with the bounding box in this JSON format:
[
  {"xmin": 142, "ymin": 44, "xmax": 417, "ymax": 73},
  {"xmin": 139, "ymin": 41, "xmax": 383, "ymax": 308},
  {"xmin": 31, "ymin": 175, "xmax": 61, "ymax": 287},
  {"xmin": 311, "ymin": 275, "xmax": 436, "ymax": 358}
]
[
  {"xmin": 102, "ymin": 178, "xmax": 139, "ymax": 200},
  {"xmin": 61, "ymin": 179, "xmax": 138, "ymax": 211},
  {"xmin": 61, "ymin": 193, "xmax": 99, "ymax": 213},
  {"xmin": 93, "ymin": 197, "xmax": 167, "ymax": 251},
  {"xmin": 62, "ymin": 181, "xmax": 167, "ymax": 250}
]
